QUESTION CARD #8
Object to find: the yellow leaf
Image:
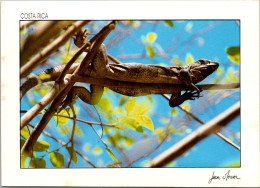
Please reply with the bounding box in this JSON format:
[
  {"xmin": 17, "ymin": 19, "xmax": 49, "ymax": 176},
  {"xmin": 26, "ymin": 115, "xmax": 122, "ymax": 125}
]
[
  {"xmin": 75, "ymin": 126, "xmax": 83, "ymax": 136},
  {"xmin": 170, "ymin": 108, "xmax": 177, "ymax": 116},
  {"xmin": 33, "ymin": 141, "xmax": 49, "ymax": 152},
  {"xmin": 98, "ymin": 98, "xmax": 112, "ymax": 113},
  {"xmin": 93, "ymin": 147, "xmax": 102, "ymax": 155},
  {"xmin": 66, "ymin": 147, "xmax": 77, "ymax": 164},
  {"xmin": 171, "ymin": 57, "xmax": 184, "ymax": 66},
  {"xmin": 106, "ymin": 148, "xmax": 118, "ymax": 162},
  {"xmin": 186, "ymin": 53, "xmax": 194, "ymax": 64},
  {"xmin": 120, "ymin": 116, "xmax": 140, "ymax": 130},
  {"xmin": 146, "ymin": 45, "xmax": 155, "ymax": 58},
  {"xmin": 29, "ymin": 158, "xmax": 46, "ymax": 168},
  {"xmin": 185, "ymin": 23, "xmax": 193, "ymax": 32},
  {"xmin": 125, "ymin": 97, "xmax": 136, "ymax": 114},
  {"xmin": 49, "ymin": 151, "xmax": 64, "ymax": 168},
  {"xmin": 155, "ymin": 128, "xmax": 164, "ymax": 134},
  {"xmin": 123, "ymin": 137, "xmax": 133, "ymax": 147},
  {"xmin": 136, "ymin": 115, "xmax": 154, "ymax": 131},
  {"xmin": 160, "ymin": 118, "xmax": 169, "ymax": 123},
  {"xmin": 54, "ymin": 109, "xmax": 69, "ymax": 126},
  {"xmin": 39, "ymin": 74, "xmax": 51, "ymax": 80},
  {"xmin": 21, "ymin": 128, "xmax": 30, "ymax": 139},
  {"xmin": 130, "ymin": 100, "xmax": 152, "ymax": 116},
  {"xmin": 216, "ymin": 68, "xmax": 223, "ymax": 75},
  {"xmin": 20, "ymin": 155, "xmax": 27, "ymax": 168},
  {"xmin": 183, "ymin": 103, "xmax": 190, "ymax": 111},
  {"xmin": 84, "ymin": 144, "xmax": 90, "ymax": 151},
  {"xmin": 146, "ymin": 32, "xmax": 157, "ymax": 43}
]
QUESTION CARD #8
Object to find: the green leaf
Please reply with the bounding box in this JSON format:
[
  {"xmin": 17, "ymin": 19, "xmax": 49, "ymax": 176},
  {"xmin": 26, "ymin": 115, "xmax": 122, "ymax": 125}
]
[
  {"xmin": 98, "ymin": 98, "xmax": 112, "ymax": 113},
  {"xmin": 226, "ymin": 46, "xmax": 240, "ymax": 65},
  {"xmin": 137, "ymin": 115, "xmax": 154, "ymax": 131},
  {"xmin": 106, "ymin": 148, "xmax": 118, "ymax": 162},
  {"xmin": 119, "ymin": 95, "xmax": 127, "ymax": 106},
  {"xmin": 146, "ymin": 45, "xmax": 155, "ymax": 58},
  {"xmin": 21, "ymin": 127, "xmax": 30, "ymax": 139},
  {"xmin": 136, "ymin": 125, "xmax": 144, "ymax": 133},
  {"xmin": 21, "ymin": 155, "xmax": 27, "ymax": 168},
  {"xmin": 164, "ymin": 20, "xmax": 174, "ymax": 27},
  {"xmin": 29, "ymin": 158, "xmax": 46, "ymax": 168},
  {"xmin": 49, "ymin": 151, "xmax": 64, "ymax": 168},
  {"xmin": 20, "ymin": 139, "xmax": 25, "ymax": 150},
  {"xmin": 125, "ymin": 97, "xmax": 136, "ymax": 113},
  {"xmin": 33, "ymin": 141, "xmax": 49, "ymax": 152},
  {"xmin": 66, "ymin": 147, "xmax": 77, "ymax": 164},
  {"xmin": 146, "ymin": 32, "xmax": 157, "ymax": 43}
]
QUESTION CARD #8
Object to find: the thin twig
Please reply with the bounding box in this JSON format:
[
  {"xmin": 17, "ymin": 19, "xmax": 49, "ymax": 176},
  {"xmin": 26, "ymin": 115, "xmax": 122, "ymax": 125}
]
[
  {"xmin": 162, "ymin": 94, "xmax": 240, "ymax": 151},
  {"xmin": 126, "ymin": 129, "xmax": 170, "ymax": 167},
  {"xmin": 26, "ymin": 124, "xmax": 96, "ymax": 167},
  {"xmin": 147, "ymin": 102, "xmax": 240, "ymax": 167},
  {"xmin": 20, "ymin": 111, "xmax": 120, "ymax": 129}
]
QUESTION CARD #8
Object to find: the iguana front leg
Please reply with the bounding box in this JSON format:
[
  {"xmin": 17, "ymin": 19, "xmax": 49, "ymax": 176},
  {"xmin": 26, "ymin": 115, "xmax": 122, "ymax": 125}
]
[
  {"xmin": 169, "ymin": 66, "xmax": 202, "ymax": 107},
  {"xmin": 169, "ymin": 90, "xmax": 200, "ymax": 107}
]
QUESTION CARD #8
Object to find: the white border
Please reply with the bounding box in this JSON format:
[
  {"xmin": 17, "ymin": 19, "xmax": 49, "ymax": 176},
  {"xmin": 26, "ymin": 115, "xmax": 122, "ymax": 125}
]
[{"xmin": 1, "ymin": 1, "xmax": 259, "ymax": 187}]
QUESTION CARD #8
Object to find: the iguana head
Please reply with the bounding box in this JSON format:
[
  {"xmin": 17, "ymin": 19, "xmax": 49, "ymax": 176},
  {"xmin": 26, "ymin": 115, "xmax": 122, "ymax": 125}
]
[{"xmin": 188, "ymin": 59, "xmax": 219, "ymax": 84}]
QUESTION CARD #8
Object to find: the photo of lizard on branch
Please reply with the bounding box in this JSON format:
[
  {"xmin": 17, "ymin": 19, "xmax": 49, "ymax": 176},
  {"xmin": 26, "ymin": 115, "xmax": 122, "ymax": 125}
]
[{"xmin": 20, "ymin": 20, "xmax": 240, "ymax": 168}]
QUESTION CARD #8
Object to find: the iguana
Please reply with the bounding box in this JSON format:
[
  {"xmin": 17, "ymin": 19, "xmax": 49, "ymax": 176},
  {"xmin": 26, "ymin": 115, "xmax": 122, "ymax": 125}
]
[{"xmin": 20, "ymin": 31, "xmax": 219, "ymax": 108}]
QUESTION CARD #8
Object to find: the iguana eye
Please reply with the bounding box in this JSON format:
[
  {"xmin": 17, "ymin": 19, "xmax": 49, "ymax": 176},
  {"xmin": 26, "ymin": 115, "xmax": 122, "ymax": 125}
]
[{"xmin": 199, "ymin": 59, "xmax": 209, "ymax": 65}]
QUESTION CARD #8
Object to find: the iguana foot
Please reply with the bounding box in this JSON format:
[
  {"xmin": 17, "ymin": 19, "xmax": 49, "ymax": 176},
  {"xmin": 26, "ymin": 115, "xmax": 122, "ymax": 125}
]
[{"xmin": 169, "ymin": 90, "xmax": 203, "ymax": 107}]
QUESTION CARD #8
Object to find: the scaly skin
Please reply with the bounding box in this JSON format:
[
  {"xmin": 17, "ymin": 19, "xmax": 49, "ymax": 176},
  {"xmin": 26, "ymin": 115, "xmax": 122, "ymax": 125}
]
[{"xmin": 20, "ymin": 30, "xmax": 219, "ymax": 108}]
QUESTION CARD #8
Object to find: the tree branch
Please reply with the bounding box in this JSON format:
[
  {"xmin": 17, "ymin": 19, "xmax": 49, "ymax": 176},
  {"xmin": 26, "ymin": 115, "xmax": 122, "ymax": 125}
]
[
  {"xmin": 21, "ymin": 21, "xmax": 117, "ymax": 155},
  {"xmin": 20, "ymin": 33, "xmax": 92, "ymax": 129},
  {"xmin": 71, "ymin": 75, "xmax": 240, "ymax": 93},
  {"xmin": 21, "ymin": 21, "xmax": 90, "ymax": 78},
  {"xmin": 21, "ymin": 21, "xmax": 74, "ymax": 66},
  {"xmin": 147, "ymin": 102, "xmax": 240, "ymax": 167}
]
